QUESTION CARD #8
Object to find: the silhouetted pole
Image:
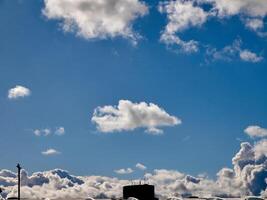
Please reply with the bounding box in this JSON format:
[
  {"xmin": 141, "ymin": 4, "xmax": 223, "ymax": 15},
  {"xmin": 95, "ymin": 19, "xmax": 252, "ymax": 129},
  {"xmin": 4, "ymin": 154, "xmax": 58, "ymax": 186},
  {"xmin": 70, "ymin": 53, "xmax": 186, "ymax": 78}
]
[{"xmin": 16, "ymin": 163, "xmax": 21, "ymax": 200}]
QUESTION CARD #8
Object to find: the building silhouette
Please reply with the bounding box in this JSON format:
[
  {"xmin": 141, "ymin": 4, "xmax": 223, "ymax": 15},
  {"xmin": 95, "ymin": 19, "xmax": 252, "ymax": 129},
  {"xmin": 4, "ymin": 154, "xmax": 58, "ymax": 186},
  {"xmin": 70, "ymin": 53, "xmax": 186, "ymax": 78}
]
[{"xmin": 123, "ymin": 184, "xmax": 158, "ymax": 200}]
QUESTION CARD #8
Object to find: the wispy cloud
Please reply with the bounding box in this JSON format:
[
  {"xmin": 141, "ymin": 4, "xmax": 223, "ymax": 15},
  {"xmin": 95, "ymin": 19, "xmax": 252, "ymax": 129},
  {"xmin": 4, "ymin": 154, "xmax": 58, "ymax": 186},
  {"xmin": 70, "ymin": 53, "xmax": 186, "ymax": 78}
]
[
  {"xmin": 206, "ymin": 39, "xmax": 263, "ymax": 63},
  {"xmin": 33, "ymin": 127, "xmax": 65, "ymax": 137},
  {"xmin": 135, "ymin": 163, "xmax": 147, "ymax": 170},
  {"xmin": 41, "ymin": 148, "xmax": 61, "ymax": 156},
  {"xmin": 114, "ymin": 168, "xmax": 134, "ymax": 175},
  {"xmin": 34, "ymin": 128, "xmax": 51, "ymax": 136}
]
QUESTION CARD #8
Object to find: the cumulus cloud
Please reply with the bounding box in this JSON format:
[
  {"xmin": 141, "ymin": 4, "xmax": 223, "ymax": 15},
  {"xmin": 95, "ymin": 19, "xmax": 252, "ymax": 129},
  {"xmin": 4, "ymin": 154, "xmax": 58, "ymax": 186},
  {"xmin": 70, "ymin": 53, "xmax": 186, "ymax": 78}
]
[
  {"xmin": 159, "ymin": 0, "xmax": 208, "ymax": 53},
  {"xmin": 114, "ymin": 168, "xmax": 134, "ymax": 175},
  {"xmin": 136, "ymin": 163, "xmax": 147, "ymax": 170},
  {"xmin": 203, "ymin": 0, "xmax": 267, "ymax": 35},
  {"xmin": 206, "ymin": 39, "xmax": 263, "ymax": 63},
  {"xmin": 42, "ymin": 0, "xmax": 148, "ymax": 43},
  {"xmin": 41, "ymin": 148, "xmax": 61, "ymax": 156},
  {"xmin": 254, "ymin": 139, "xmax": 267, "ymax": 159},
  {"xmin": 208, "ymin": 0, "xmax": 267, "ymax": 18},
  {"xmin": 91, "ymin": 100, "xmax": 181, "ymax": 134},
  {"xmin": 159, "ymin": 0, "xmax": 266, "ymax": 57},
  {"xmin": 1, "ymin": 138, "xmax": 267, "ymax": 199},
  {"xmin": 8, "ymin": 85, "xmax": 31, "ymax": 99},
  {"xmin": 244, "ymin": 125, "xmax": 267, "ymax": 138}
]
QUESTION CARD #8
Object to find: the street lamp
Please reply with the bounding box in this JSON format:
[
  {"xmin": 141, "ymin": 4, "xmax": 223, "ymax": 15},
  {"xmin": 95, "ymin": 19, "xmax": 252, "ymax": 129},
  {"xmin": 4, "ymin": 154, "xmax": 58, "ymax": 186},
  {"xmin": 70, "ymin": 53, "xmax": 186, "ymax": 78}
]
[{"xmin": 16, "ymin": 164, "xmax": 21, "ymax": 200}]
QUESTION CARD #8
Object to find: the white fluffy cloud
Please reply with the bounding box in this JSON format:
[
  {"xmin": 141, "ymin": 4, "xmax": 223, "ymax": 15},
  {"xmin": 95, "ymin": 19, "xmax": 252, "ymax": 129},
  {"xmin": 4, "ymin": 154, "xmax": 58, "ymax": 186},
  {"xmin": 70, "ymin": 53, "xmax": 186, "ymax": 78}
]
[
  {"xmin": 114, "ymin": 168, "xmax": 134, "ymax": 175},
  {"xmin": 208, "ymin": 0, "xmax": 267, "ymax": 18},
  {"xmin": 244, "ymin": 125, "xmax": 267, "ymax": 138},
  {"xmin": 136, "ymin": 163, "xmax": 147, "ymax": 170},
  {"xmin": 159, "ymin": 0, "xmax": 208, "ymax": 53},
  {"xmin": 42, "ymin": 0, "xmax": 148, "ymax": 43},
  {"xmin": 41, "ymin": 148, "xmax": 61, "ymax": 156},
  {"xmin": 1, "ymin": 139, "xmax": 267, "ymax": 199},
  {"xmin": 254, "ymin": 139, "xmax": 267, "ymax": 159},
  {"xmin": 159, "ymin": 0, "xmax": 266, "ymax": 56},
  {"xmin": 91, "ymin": 100, "xmax": 181, "ymax": 134},
  {"xmin": 202, "ymin": 0, "xmax": 267, "ymax": 34},
  {"xmin": 8, "ymin": 85, "xmax": 31, "ymax": 99},
  {"xmin": 239, "ymin": 50, "xmax": 263, "ymax": 63}
]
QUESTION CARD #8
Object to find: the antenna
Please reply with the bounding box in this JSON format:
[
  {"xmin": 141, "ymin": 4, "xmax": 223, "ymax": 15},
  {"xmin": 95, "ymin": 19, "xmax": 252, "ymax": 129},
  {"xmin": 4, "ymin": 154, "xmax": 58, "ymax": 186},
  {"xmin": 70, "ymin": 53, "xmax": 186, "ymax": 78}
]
[{"xmin": 16, "ymin": 163, "xmax": 22, "ymax": 200}]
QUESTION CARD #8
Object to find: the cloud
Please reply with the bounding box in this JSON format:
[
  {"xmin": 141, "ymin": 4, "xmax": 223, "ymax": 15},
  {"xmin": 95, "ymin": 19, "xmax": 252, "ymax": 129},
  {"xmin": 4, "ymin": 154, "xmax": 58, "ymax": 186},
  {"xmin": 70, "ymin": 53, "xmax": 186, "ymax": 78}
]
[
  {"xmin": 244, "ymin": 125, "xmax": 267, "ymax": 138},
  {"xmin": 1, "ymin": 138, "xmax": 267, "ymax": 199},
  {"xmin": 253, "ymin": 139, "xmax": 267, "ymax": 159},
  {"xmin": 135, "ymin": 163, "xmax": 147, "ymax": 170},
  {"xmin": 208, "ymin": 0, "xmax": 267, "ymax": 18},
  {"xmin": 244, "ymin": 18, "xmax": 264, "ymax": 31},
  {"xmin": 8, "ymin": 85, "xmax": 31, "ymax": 99},
  {"xmin": 91, "ymin": 100, "xmax": 181, "ymax": 134},
  {"xmin": 239, "ymin": 50, "xmax": 263, "ymax": 63},
  {"xmin": 42, "ymin": 0, "xmax": 148, "ymax": 44},
  {"xmin": 55, "ymin": 127, "xmax": 65, "ymax": 136},
  {"xmin": 41, "ymin": 148, "xmax": 61, "ymax": 156},
  {"xmin": 0, "ymin": 170, "xmax": 16, "ymax": 178},
  {"xmin": 114, "ymin": 168, "xmax": 134, "ymax": 175},
  {"xmin": 34, "ymin": 128, "xmax": 51, "ymax": 136},
  {"xmin": 33, "ymin": 127, "xmax": 65, "ymax": 136},
  {"xmin": 206, "ymin": 39, "xmax": 263, "ymax": 63},
  {"xmin": 159, "ymin": 0, "xmax": 266, "ymax": 57},
  {"xmin": 159, "ymin": 0, "xmax": 208, "ymax": 53},
  {"xmin": 204, "ymin": 0, "xmax": 267, "ymax": 35}
]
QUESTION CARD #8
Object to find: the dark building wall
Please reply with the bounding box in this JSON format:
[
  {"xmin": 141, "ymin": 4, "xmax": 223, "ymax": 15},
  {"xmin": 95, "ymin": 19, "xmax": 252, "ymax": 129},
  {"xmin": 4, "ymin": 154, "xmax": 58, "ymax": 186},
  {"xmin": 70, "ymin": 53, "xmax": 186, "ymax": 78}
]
[{"xmin": 123, "ymin": 184, "xmax": 158, "ymax": 200}]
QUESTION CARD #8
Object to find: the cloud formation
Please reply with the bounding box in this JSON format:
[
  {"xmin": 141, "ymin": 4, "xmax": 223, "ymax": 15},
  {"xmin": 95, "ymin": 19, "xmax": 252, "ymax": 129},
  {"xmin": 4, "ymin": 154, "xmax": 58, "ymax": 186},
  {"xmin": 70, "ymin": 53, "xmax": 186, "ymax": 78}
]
[
  {"xmin": 159, "ymin": 0, "xmax": 266, "ymax": 56},
  {"xmin": 206, "ymin": 39, "xmax": 263, "ymax": 63},
  {"xmin": 1, "ymin": 138, "xmax": 267, "ymax": 199},
  {"xmin": 136, "ymin": 163, "xmax": 147, "ymax": 171},
  {"xmin": 159, "ymin": 0, "xmax": 207, "ymax": 53},
  {"xmin": 34, "ymin": 127, "xmax": 65, "ymax": 137},
  {"xmin": 42, "ymin": 0, "xmax": 148, "ymax": 43},
  {"xmin": 208, "ymin": 0, "xmax": 267, "ymax": 19},
  {"xmin": 8, "ymin": 85, "xmax": 31, "ymax": 99},
  {"xmin": 91, "ymin": 100, "xmax": 181, "ymax": 134},
  {"xmin": 244, "ymin": 125, "xmax": 267, "ymax": 138},
  {"xmin": 34, "ymin": 128, "xmax": 51, "ymax": 136},
  {"xmin": 41, "ymin": 148, "xmax": 61, "ymax": 156},
  {"xmin": 55, "ymin": 127, "xmax": 65, "ymax": 136},
  {"xmin": 114, "ymin": 168, "xmax": 134, "ymax": 175}
]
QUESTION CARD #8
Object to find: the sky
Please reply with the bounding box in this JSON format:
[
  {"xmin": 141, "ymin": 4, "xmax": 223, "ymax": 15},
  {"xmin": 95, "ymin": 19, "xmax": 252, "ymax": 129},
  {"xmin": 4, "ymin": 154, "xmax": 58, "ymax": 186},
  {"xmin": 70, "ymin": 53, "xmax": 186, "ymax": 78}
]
[{"xmin": 0, "ymin": 0, "xmax": 267, "ymax": 183}]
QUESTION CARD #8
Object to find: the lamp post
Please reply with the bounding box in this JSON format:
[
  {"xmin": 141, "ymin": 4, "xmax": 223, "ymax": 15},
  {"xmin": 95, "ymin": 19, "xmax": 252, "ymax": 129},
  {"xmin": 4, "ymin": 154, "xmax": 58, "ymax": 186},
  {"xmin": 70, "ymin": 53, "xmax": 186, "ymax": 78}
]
[{"xmin": 16, "ymin": 164, "xmax": 21, "ymax": 200}]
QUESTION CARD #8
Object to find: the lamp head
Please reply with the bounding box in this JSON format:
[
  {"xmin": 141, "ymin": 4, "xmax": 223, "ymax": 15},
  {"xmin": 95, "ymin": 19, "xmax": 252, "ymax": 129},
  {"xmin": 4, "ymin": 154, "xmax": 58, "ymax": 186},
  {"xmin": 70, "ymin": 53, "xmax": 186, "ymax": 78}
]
[{"xmin": 16, "ymin": 163, "xmax": 21, "ymax": 170}]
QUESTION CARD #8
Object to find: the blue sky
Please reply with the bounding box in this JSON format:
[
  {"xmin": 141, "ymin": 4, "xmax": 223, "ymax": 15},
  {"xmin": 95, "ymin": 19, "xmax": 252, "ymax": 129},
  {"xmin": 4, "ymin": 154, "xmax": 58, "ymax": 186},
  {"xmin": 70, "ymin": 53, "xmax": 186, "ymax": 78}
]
[{"xmin": 0, "ymin": 0, "xmax": 267, "ymax": 179}]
